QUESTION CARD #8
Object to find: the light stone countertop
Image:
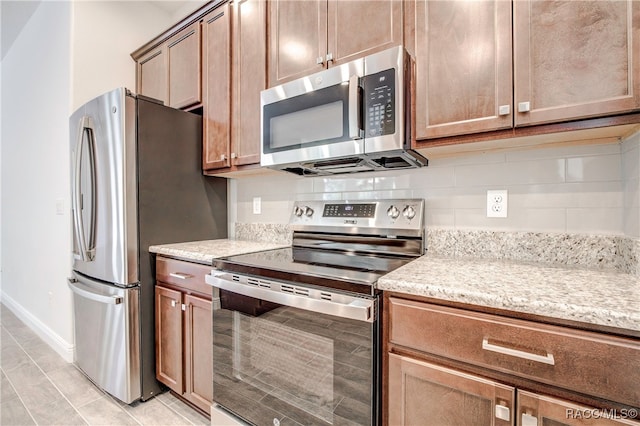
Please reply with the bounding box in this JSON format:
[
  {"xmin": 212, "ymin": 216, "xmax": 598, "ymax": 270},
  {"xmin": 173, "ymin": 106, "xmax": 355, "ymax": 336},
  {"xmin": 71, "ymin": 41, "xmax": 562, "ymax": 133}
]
[
  {"xmin": 377, "ymin": 255, "xmax": 640, "ymax": 333},
  {"xmin": 149, "ymin": 239, "xmax": 288, "ymax": 264}
]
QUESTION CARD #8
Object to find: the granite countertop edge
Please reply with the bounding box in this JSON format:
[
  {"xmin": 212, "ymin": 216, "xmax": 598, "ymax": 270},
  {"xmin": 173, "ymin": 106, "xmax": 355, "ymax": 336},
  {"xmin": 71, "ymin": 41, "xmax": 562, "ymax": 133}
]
[
  {"xmin": 377, "ymin": 254, "xmax": 640, "ymax": 333},
  {"xmin": 150, "ymin": 240, "xmax": 640, "ymax": 333}
]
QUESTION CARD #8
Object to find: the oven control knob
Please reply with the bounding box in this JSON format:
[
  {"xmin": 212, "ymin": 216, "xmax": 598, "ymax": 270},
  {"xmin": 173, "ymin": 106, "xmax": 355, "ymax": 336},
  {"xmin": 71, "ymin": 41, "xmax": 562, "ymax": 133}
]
[
  {"xmin": 294, "ymin": 206, "xmax": 305, "ymax": 217},
  {"xmin": 403, "ymin": 205, "xmax": 416, "ymax": 220},
  {"xmin": 304, "ymin": 206, "xmax": 314, "ymax": 217},
  {"xmin": 387, "ymin": 205, "xmax": 400, "ymax": 219}
]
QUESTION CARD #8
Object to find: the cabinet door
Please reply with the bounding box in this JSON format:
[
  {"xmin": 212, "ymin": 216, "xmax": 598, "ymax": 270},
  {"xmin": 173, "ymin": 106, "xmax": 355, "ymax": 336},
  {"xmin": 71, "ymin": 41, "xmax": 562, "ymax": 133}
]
[
  {"xmin": 167, "ymin": 22, "xmax": 202, "ymax": 109},
  {"xmin": 413, "ymin": 0, "xmax": 513, "ymax": 139},
  {"xmin": 183, "ymin": 293, "xmax": 212, "ymax": 413},
  {"xmin": 231, "ymin": 0, "xmax": 266, "ymax": 167},
  {"xmin": 514, "ymin": 0, "xmax": 640, "ymax": 126},
  {"xmin": 267, "ymin": 0, "xmax": 327, "ymax": 86},
  {"xmin": 517, "ymin": 390, "xmax": 638, "ymax": 426},
  {"xmin": 137, "ymin": 46, "xmax": 168, "ymax": 104},
  {"xmin": 155, "ymin": 286, "xmax": 183, "ymax": 394},
  {"xmin": 327, "ymin": 0, "xmax": 402, "ymax": 67},
  {"xmin": 388, "ymin": 353, "xmax": 514, "ymax": 426},
  {"xmin": 202, "ymin": 4, "xmax": 231, "ymax": 170}
]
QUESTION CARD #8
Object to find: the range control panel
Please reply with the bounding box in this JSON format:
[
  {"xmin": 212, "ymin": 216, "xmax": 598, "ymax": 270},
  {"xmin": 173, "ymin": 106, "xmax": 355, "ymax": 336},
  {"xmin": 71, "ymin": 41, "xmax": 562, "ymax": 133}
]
[{"xmin": 290, "ymin": 199, "xmax": 424, "ymax": 235}]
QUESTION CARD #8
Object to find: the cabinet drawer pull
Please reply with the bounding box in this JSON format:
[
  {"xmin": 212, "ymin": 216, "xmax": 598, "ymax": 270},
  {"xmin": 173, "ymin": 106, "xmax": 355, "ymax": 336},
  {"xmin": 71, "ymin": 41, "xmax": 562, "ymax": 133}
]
[
  {"xmin": 495, "ymin": 404, "xmax": 510, "ymax": 421},
  {"xmin": 482, "ymin": 338, "xmax": 555, "ymax": 365},
  {"xmin": 517, "ymin": 101, "xmax": 531, "ymax": 113},
  {"xmin": 169, "ymin": 272, "xmax": 193, "ymax": 280}
]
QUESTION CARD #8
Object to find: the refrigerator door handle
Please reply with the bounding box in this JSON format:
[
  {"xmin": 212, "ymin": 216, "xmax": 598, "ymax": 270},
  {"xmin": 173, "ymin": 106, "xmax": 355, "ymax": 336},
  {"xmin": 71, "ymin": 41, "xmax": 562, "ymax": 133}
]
[
  {"xmin": 72, "ymin": 116, "xmax": 97, "ymax": 262},
  {"xmin": 68, "ymin": 278, "xmax": 123, "ymax": 305}
]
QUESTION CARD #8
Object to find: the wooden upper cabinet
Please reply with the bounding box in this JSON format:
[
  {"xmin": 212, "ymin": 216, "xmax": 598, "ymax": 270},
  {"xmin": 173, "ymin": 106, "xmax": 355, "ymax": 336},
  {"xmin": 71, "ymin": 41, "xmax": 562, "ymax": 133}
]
[
  {"xmin": 202, "ymin": 4, "xmax": 231, "ymax": 171},
  {"xmin": 137, "ymin": 45, "xmax": 168, "ymax": 104},
  {"xmin": 268, "ymin": 0, "xmax": 326, "ymax": 86},
  {"xmin": 135, "ymin": 22, "xmax": 201, "ymax": 109},
  {"xmin": 268, "ymin": 0, "xmax": 403, "ymax": 87},
  {"xmin": 327, "ymin": 0, "xmax": 402, "ymax": 67},
  {"xmin": 167, "ymin": 23, "xmax": 202, "ymax": 109},
  {"xmin": 514, "ymin": 0, "xmax": 640, "ymax": 126},
  {"xmin": 231, "ymin": 0, "xmax": 266, "ymax": 167},
  {"xmin": 412, "ymin": 0, "xmax": 513, "ymax": 139}
]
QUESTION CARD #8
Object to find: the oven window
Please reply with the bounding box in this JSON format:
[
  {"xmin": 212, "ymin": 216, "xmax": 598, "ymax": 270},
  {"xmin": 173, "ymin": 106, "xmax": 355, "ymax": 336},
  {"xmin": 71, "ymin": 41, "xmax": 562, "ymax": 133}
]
[
  {"xmin": 262, "ymin": 83, "xmax": 350, "ymax": 154},
  {"xmin": 213, "ymin": 291, "xmax": 375, "ymax": 426}
]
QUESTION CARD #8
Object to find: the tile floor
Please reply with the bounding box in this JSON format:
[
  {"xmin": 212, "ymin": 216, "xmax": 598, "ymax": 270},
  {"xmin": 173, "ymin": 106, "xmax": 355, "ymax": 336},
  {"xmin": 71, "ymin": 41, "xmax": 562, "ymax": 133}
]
[{"xmin": 0, "ymin": 303, "xmax": 231, "ymax": 426}]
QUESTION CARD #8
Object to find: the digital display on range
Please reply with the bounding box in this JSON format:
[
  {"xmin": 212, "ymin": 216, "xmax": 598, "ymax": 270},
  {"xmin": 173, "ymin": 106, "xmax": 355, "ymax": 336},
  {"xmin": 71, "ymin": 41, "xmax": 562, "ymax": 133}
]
[{"xmin": 323, "ymin": 203, "xmax": 376, "ymax": 218}]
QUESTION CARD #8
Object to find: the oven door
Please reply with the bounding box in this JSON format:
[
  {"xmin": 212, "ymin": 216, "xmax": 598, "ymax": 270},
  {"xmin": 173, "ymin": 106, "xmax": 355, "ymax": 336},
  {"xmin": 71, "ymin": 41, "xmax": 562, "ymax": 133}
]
[
  {"xmin": 261, "ymin": 60, "xmax": 365, "ymax": 169},
  {"xmin": 207, "ymin": 272, "xmax": 379, "ymax": 426}
]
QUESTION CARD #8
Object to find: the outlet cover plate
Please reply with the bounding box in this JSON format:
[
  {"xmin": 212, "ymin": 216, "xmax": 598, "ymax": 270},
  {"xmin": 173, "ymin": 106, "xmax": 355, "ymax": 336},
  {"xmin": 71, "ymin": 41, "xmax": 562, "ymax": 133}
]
[
  {"xmin": 487, "ymin": 190, "xmax": 508, "ymax": 218},
  {"xmin": 253, "ymin": 197, "xmax": 261, "ymax": 215}
]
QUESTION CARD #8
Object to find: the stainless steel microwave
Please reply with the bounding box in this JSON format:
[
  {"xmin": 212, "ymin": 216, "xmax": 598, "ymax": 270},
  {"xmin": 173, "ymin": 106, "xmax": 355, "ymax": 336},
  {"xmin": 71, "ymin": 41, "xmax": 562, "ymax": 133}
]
[{"xmin": 260, "ymin": 46, "xmax": 428, "ymax": 176}]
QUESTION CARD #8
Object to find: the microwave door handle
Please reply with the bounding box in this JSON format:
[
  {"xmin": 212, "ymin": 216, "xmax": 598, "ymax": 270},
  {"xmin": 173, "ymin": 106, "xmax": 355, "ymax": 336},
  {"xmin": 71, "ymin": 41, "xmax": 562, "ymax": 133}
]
[{"xmin": 348, "ymin": 75, "xmax": 362, "ymax": 140}]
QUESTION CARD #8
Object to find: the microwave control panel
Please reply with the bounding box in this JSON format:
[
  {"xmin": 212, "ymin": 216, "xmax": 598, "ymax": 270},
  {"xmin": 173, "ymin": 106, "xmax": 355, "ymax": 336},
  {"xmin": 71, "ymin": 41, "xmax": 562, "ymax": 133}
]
[{"xmin": 363, "ymin": 69, "xmax": 396, "ymax": 137}]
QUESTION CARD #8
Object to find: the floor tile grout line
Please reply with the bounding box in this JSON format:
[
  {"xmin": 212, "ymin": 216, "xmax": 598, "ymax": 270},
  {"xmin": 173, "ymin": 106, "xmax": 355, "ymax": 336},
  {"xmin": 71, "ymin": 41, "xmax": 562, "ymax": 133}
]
[
  {"xmin": 2, "ymin": 320, "xmax": 93, "ymax": 425},
  {"xmin": 0, "ymin": 365, "xmax": 39, "ymax": 426}
]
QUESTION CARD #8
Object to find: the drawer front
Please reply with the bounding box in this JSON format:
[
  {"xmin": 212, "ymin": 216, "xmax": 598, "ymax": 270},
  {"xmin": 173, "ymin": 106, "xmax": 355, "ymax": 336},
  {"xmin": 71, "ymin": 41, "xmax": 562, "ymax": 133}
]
[
  {"xmin": 388, "ymin": 297, "xmax": 640, "ymax": 407},
  {"xmin": 156, "ymin": 257, "xmax": 212, "ymax": 298}
]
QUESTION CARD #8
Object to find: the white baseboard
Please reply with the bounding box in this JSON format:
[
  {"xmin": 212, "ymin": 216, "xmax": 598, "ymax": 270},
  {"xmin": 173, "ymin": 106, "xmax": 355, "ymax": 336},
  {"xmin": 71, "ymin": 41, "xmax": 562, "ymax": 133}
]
[{"xmin": 0, "ymin": 292, "xmax": 74, "ymax": 363}]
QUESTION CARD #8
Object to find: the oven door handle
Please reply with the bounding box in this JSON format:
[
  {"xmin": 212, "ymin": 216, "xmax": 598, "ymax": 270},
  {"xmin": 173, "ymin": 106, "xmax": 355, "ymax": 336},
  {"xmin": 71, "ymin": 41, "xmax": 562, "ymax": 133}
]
[{"xmin": 206, "ymin": 272, "xmax": 375, "ymax": 323}]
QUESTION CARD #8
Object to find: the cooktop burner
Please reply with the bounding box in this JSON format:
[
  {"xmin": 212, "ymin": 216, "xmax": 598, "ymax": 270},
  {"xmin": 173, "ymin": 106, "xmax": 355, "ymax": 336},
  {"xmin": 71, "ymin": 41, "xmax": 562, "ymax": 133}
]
[{"xmin": 214, "ymin": 199, "xmax": 425, "ymax": 295}]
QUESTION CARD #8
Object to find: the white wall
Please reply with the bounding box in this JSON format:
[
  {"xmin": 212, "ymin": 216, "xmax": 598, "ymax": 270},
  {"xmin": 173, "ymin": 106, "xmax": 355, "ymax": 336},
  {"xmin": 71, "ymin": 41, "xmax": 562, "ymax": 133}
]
[
  {"xmin": 233, "ymin": 138, "xmax": 639, "ymax": 237},
  {"xmin": 1, "ymin": 1, "xmax": 186, "ymax": 361}
]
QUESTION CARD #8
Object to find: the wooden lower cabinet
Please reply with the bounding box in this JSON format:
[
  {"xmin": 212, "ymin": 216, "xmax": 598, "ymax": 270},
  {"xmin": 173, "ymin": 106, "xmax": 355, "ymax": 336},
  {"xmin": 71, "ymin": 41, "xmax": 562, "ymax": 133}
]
[
  {"xmin": 155, "ymin": 257, "xmax": 213, "ymax": 414},
  {"xmin": 388, "ymin": 353, "xmax": 514, "ymax": 426},
  {"xmin": 385, "ymin": 295, "xmax": 640, "ymax": 426}
]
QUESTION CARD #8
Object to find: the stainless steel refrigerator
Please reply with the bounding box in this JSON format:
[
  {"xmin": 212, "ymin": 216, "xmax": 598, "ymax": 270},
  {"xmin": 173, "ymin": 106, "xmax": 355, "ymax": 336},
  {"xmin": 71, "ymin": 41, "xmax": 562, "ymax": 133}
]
[{"xmin": 68, "ymin": 87, "xmax": 227, "ymax": 404}]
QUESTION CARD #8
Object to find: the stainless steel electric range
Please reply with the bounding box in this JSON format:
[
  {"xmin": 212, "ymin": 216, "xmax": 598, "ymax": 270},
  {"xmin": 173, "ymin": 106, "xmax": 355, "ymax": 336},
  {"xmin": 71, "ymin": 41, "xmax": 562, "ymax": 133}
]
[{"xmin": 206, "ymin": 199, "xmax": 425, "ymax": 426}]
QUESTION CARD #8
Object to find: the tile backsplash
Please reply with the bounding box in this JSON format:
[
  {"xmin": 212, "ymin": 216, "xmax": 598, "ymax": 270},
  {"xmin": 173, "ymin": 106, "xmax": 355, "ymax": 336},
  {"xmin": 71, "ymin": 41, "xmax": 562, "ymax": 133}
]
[{"xmin": 232, "ymin": 131, "xmax": 640, "ymax": 240}]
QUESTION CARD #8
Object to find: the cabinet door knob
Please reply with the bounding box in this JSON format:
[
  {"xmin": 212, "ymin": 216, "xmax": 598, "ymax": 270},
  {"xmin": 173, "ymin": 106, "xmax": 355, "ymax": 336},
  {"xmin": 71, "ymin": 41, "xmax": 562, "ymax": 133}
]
[
  {"xmin": 498, "ymin": 105, "xmax": 510, "ymax": 116},
  {"xmin": 325, "ymin": 52, "xmax": 334, "ymax": 63},
  {"xmin": 181, "ymin": 303, "xmax": 187, "ymax": 311},
  {"xmin": 518, "ymin": 101, "xmax": 531, "ymax": 113},
  {"xmin": 316, "ymin": 56, "xmax": 324, "ymax": 65},
  {"xmin": 221, "ymin": 154, "xmax": 227, "ymax": 161},
  {"xmin": 495, "ymin": 405, "xmax": 510, "ymax": 421},
  {"xmin": 230, "ymin": 152, "xmax": 237, "ymax": 159},
  {"xmin": 171, "ymin": 300, "xmax": 177, "ymax": 308}
]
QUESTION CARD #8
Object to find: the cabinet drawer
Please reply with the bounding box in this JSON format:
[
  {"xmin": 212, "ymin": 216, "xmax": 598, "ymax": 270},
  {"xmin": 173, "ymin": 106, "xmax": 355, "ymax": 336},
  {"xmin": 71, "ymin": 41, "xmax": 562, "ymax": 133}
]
[
  {"xmin": 156, "ymin": 257, "xmax": 212, "ymax": 298},
  {"xmin": 388, "ymin": 297, "xmax": 640, "ymax": 407}
]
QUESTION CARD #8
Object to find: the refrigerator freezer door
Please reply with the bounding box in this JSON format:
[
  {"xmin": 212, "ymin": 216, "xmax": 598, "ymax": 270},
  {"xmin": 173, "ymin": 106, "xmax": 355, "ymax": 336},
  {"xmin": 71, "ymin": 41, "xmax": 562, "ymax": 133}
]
[
  {"xmin": 70, "ymin": 88, "xmax": 138, "ymax": 286},
  {"xmin": 68, "ymin": 271, "xmax": 141, "ymax": 403}
]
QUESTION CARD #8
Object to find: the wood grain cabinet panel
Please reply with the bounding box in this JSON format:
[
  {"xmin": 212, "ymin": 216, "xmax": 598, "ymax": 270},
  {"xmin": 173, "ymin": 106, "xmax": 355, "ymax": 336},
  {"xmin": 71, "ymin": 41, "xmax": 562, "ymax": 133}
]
[
  {"xmin": 267, "ymin": 0, "xmax": 402, "ymax": 87},
  {"xmin": 230, "ymin": 0, "xmax": 266, "ymax": 167},
  {"xmin": 167, "ymin": 23, "xmax": 202, "ymax": 109},
  {"xmin": 389, "ymin": 353, "xmax": 515, "ymax": 426},
  {"xmin": 513, "ymin": 0, "xmax": 640, "ymax": 126},
  {"xmin": 202, "ymin": 4, "xmax": 231, "ymax": 171},
  {"xmin": 517, "ymin": 390, "xmax": 639, "ymax": 426},
  {"xmin": 155, "ymin": 256, "xmax": 213, "ymax": 415},
  {"xmin": 137, "ymin": 46, "xmax": 168, "ymax": 104},
  {"xmin": 412, "ymin": 0, "xmax": 513, "ymax": 139},
  {"xmin": 514, "ymin": 0, "xmax": 640, "ymax": 126},
  {"xmin": 155, "ymin": 285, "xmax": 183, "ymax": 394}
]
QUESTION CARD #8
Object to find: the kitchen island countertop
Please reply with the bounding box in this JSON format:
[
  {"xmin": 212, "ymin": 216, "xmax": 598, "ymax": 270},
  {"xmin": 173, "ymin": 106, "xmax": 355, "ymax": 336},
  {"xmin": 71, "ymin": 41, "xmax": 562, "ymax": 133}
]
[
  {"xmin": 378, "ymin": 255, "xmax": 640, "ymax": 334},
  {"xmin": 149, "ymin": 239, "xmax": 288, "ymax": 264}
]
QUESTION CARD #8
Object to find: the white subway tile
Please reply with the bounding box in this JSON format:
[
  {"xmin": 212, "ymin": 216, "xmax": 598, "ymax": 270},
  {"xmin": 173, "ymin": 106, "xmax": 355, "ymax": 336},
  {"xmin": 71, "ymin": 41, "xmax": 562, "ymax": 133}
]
[
  {"xmin": 425, "ymin": 209, "xmax": 455, "ymax": 228},
  {"xmin": 455, "ymin": 159, "xmax": 565, "ymax": 187},
  {"xmin": 506, "ymin": 142, "xmax": 620, "ymax": 162},
  {"xmin": 566, "ymin": 208, "xmax": 623, "ymax": 234},
  {"xmin": 313, "ymin": 176, "xmax": 374, "ymax": 193},
  {"xmin": 566, "ymin": 155, "xmax": 621, "ymax": 182}
]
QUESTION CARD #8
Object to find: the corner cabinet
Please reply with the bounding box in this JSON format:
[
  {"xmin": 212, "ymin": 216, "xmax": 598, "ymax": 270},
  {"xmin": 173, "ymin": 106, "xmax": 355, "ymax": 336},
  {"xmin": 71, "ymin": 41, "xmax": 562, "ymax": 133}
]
[
  {"xmin": 267, "ymin": 0, "xmax": 403, "ymax": 87},
  {"xmin": 384, "ymin": 295, "xmax": 640, "ymax": 426},
  {"xmin": 409, "ymin": 0, "xmax": 640, "ymax": 140},
  {"xmin": 155, "ymin": 256, "xmax": 213, "ymax": 415}
]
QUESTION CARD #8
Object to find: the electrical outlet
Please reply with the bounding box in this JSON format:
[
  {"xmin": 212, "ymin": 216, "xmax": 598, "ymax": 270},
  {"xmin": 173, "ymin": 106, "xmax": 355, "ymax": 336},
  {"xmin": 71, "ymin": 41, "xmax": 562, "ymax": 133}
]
[
  {"xmin": 487, "ymin": 190, "xmax": 508, "ymax": 218},
  {"xmin": 253, "ymin": 197, "xmax": 261, "ymax": 215}
]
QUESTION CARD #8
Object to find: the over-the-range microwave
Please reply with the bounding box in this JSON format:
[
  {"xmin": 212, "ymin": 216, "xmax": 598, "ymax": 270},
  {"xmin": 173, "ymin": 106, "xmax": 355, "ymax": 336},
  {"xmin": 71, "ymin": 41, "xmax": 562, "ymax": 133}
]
[{"xmin": 260, "ymin": 46, "xmax": 428, "ymax": 176}]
